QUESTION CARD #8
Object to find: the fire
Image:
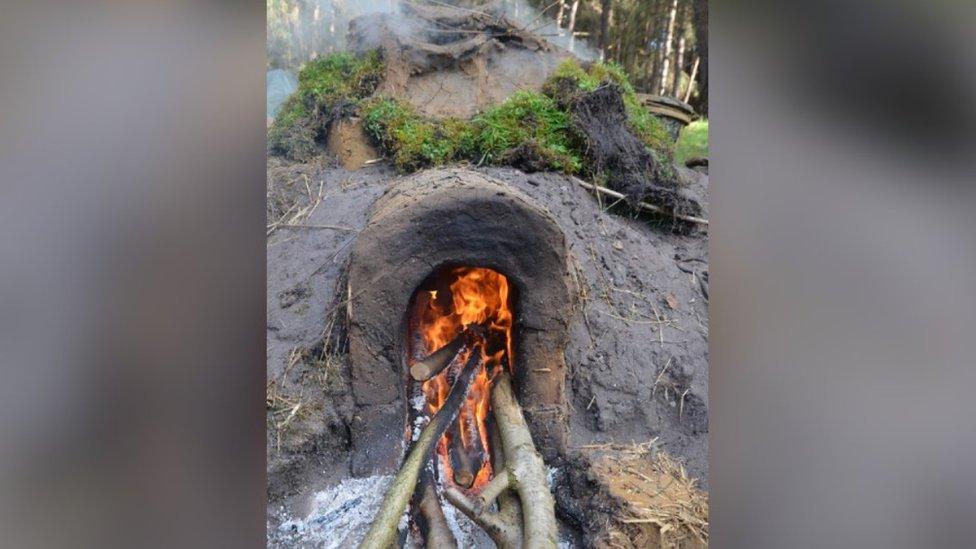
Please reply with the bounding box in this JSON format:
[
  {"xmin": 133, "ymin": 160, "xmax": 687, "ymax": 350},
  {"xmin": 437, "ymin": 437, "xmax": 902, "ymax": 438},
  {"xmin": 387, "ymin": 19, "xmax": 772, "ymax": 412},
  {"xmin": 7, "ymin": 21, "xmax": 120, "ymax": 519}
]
[{"xmin": 410, "ymin": 267, "xmax": 515, "ymax": 490}]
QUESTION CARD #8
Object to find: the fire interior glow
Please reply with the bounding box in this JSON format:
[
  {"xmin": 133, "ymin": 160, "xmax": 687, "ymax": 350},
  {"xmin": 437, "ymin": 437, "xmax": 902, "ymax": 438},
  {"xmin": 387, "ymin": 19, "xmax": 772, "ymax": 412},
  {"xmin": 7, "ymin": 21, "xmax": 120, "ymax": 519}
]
[{"xmin": 409, "ymin": 266, "xmax": 515, "ymax": 490}]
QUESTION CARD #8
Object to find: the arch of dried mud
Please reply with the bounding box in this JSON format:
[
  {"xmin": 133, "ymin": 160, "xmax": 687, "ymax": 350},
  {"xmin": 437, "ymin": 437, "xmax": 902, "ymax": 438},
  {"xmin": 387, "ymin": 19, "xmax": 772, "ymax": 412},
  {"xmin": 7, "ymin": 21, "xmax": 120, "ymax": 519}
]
[{"xmin": 345, "ymin": 168, "xmax": 577, "ymax": 474}]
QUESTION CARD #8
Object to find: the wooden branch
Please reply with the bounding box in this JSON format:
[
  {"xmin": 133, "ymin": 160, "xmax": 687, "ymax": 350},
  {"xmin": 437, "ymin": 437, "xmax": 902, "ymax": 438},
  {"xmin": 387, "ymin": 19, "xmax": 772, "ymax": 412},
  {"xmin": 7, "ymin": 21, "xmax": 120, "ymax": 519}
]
[
  {"xmin": 444, "ymin": 486, "xmax": 522, "ymax": 548},
  {"xmin": 448, "ymin": 421, "xmax": 476, "ymax": 489},
  {"xmin": 461, "ymin": 410, "xmax": 487, "ymax": 487},
  {"xmin": 410, "ymin": 330, "xmax": 468, "ymax": 381},
  {"xmin": 492, "ymin": 372, "xmax": 559, "ymax": 548},
  {"xmin": 572, "ymin": 176, "xmax": 709, "ymax": 226},
  {"xmin": 444, "ymin": 375, "xmax": 558, "ymax": 548},
  {"xmin": 411, "ymin": 461, "xmax": 457, "ymax": 549},
  {"xmin": 443, "ymin": 420, "xmax": 522, "ymax": 549},
  {"xmin": 358, "ymin": 348, "xmax": 483, "ymax": 549}
]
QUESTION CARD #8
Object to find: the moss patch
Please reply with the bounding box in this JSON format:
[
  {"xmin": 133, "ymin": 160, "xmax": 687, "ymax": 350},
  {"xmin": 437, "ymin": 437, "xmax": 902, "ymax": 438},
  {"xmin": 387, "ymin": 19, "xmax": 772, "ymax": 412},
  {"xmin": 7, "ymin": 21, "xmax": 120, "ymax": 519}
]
[
  {"xmin": 361, "ymin": 97, "xmax": 477, "ymax": 172},
  {"xmin": 268, "ymin": 51, "xmax": 385, "ymax": 162},
  {"xmin": 270, "ymin": 53, "xmax": 671, "ymax": 181},
  {"xmin": 362, "ymin": 92, "xmax": 580, "ymax": 174},
  {"xmin": 474, "ymin": 91, "xmax": 581, "ymax": 173}
]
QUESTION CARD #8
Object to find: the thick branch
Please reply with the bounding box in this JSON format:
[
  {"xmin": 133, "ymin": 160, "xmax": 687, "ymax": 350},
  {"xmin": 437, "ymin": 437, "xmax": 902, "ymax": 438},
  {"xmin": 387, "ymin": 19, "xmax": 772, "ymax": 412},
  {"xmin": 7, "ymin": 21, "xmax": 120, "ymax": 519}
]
[
  {"xmin": 411, "ymin": 326, "xmax": 485, "ymax": 381},
  {"xmin": 443, "ymin": 388, "xmax": 534, "ymax": 549},
  {"xmin": 492, "ymin": 372, "xmax": 559, "ymax": 548},
  {"xmin": 358, "ymin": 348, "xmax": 483, "ymax": 549}
]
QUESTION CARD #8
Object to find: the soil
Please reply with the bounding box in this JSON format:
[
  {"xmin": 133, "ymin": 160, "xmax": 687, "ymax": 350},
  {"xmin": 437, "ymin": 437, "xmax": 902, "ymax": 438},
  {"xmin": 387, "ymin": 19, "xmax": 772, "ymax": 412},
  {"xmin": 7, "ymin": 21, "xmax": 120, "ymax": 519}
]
[
  {"xmin": 266, "ymin": 160, "xmax": 709, "ymax": 543},
  {"xmin": 326, "ymin": 117, "xmax": 379, "ymax": 170},
  {"xmin": 568, "ymin": 84, "xmax": 705, "ymax": 223}
]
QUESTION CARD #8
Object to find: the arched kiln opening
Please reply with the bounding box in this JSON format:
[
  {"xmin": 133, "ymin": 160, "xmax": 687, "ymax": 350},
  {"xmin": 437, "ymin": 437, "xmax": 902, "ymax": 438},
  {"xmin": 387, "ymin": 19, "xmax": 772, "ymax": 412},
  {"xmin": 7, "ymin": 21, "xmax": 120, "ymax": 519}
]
[
  {"xmin": 345, "ymin": 169, "xmax": 576, "ymax": 476},
  {"xmin": 405, "ymin": 266, "xmax": 517, "ymax": 489}
]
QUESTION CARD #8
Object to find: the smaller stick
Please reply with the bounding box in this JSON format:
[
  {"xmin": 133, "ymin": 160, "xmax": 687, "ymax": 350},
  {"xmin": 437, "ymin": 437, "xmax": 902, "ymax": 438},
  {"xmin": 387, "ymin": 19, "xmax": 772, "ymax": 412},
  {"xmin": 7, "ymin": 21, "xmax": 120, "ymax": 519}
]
[
  {"xmin": 444, "ymin": 417, "xmax": 522, "ymax": 548},
  {"xmin": 410, "ymin": 326, "xmax": 484, "ymax": 381}
]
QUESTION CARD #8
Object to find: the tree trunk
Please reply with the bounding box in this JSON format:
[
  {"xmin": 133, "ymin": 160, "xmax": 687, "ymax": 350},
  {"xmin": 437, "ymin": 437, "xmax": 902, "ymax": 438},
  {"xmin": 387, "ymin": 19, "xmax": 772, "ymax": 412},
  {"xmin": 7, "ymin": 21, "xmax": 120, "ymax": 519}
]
[
  {"xmin": 672, "ymin": 35, "xmax": 686, "ymax": 97},
  {"xmin": 648, "ymin": 0, "xmax": 668, "ymax": 94},
  {"xmin": 555, "ymin": 1, "xmax": 566, "ymax": 30},
  {"xmin": 599, "ymin": 0, "xmax": 613, "ymax": 60},
  {"xmin": 659, "ymin": 0, "xmax": 679, "ymax": 95},
  {"xmin": 684, "ymin": 55, "xmax": 700, "ymax": 103},
  {"xmin": 566, "ymin": 0, "xmax": 581, "ymax": 52},
  {"xmin": 567, "ymin": 0, "xmax": 580, "ymax": 33},
  {"xmin": 693, "ymin": 0, "xmax": 708, "ymax": 114}
]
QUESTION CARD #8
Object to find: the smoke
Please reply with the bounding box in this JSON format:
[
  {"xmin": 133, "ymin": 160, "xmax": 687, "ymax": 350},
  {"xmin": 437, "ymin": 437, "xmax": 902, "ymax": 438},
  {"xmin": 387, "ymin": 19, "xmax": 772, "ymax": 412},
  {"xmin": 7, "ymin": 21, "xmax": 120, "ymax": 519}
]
[
  {"xmin": 267, "ymin": 0, "xmax": 401, "ymax": 70},
  {"xmin": 495, "ymin": 1, "xmax": 601, "ymax": 60},
  {"xmin": 267, "ymin": 0, "xmax": 600, "ymax": 71}
]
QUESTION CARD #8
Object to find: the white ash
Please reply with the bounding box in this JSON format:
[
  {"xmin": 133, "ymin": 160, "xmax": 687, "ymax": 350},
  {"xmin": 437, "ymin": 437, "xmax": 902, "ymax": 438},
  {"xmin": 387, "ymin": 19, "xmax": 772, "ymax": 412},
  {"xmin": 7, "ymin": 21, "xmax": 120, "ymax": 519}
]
[
  {"xmin": 269, "ymin": 473, "xmax": 496, "ymax": 548},
  {"xmin": 411, "ymin": 414, "xmax": 428, "ymax": 442},
  {"xmin": 273, "ymin": 475, "xmax": 392, "ymax": 548},
  {"xmin": 411, "ymin": 393, "xmax": 426, "ymax": 413}
]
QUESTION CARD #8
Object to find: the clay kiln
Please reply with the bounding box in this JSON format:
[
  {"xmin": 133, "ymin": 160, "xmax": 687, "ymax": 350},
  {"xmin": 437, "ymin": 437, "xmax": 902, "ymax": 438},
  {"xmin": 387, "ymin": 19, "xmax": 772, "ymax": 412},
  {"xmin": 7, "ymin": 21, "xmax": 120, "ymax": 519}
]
[{"xmin": 345, "ymin": 169, "xmax": 577, "ymax": 476}]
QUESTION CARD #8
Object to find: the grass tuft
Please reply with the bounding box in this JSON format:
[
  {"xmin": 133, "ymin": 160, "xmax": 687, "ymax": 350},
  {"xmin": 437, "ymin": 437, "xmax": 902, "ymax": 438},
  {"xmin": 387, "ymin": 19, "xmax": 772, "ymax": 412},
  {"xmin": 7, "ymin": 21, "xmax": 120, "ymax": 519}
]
[{"xmin": 474, "ymin": 91, "xmax": 581, "ymax": 173}]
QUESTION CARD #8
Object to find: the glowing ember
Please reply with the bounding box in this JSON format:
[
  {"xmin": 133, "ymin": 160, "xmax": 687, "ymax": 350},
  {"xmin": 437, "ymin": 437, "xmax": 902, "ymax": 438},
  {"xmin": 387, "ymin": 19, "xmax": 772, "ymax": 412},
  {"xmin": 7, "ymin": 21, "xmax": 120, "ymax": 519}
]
[{"xmin": 408, "ymin": 267, "xmax": 515, "ymax": 490}]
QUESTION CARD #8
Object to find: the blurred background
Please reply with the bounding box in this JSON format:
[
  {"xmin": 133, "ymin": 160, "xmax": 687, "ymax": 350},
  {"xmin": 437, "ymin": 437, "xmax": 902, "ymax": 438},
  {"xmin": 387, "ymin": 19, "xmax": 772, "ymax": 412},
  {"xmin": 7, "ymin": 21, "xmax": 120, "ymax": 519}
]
[{"xmin": 1, "ymin": 0, "xmax": 975, "ymax": 547}]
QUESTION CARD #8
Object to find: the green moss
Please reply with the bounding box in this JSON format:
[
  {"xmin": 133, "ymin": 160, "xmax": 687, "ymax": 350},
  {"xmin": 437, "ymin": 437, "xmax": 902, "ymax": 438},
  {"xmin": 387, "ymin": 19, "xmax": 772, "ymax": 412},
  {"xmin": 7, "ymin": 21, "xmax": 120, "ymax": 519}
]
[
  {"xmin": 473, "ymin": 91, "xmax": 581, "ymax": 173},
  {"xmin": 268, "ymin": 51, "xmax": 385, "ymax": 161},
  {"xmin": 361, "ymin": 92, "xmax": 580, "ymax": 174},
  {"xmin": 549, "ymin": 58, "xmax": 599, "ymax": 91},
  {"xmin": 297, "ymin": 50, "xmax": 384, "ymax": 104},
  {"xmin": 624, "ymin": 95, "xmax": 673, "ymax": 153},
  {"xmin": 361, "ymin": 97, "xmax": 478, "ymax": 172}
]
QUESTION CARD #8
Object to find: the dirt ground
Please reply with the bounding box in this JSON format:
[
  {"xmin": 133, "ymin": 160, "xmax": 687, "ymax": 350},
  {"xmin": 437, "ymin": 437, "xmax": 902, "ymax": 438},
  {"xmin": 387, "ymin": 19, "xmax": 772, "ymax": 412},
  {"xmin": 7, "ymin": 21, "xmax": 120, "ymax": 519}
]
[{"xmin": 266, "ymin": 159, "xmax": 708, "ymax": 544}]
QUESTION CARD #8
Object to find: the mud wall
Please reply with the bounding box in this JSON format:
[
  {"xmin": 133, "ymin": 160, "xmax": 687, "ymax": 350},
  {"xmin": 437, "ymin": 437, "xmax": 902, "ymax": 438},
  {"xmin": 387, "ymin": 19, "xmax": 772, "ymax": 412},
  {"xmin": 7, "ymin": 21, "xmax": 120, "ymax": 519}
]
[{"xmin": 345, "ymin": 169, "xmax": 577, "ymax": 474}]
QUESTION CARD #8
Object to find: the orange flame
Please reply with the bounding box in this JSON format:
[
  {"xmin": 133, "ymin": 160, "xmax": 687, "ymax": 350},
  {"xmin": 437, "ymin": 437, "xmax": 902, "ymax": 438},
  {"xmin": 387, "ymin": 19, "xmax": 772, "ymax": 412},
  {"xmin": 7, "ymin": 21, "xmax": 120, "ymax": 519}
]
[{"xmin": 411, "ymin": 267, "xmax": 515, "ymax": 490}]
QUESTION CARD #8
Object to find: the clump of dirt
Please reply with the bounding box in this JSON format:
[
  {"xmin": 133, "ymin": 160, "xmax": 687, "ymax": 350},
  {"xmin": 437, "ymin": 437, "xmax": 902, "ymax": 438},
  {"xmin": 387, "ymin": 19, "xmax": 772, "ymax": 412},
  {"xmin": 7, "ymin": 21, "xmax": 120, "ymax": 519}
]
[
  {"xmin": 349, "ymin": 2, "xmax": 568, "ymax": 119},
  {"xmin": 326, "ymin": 117, "xmax": 379, "ymax": 170},
  {"xmin": 568, "ymin": 84, "xmax": 703, "ymax": 222}
]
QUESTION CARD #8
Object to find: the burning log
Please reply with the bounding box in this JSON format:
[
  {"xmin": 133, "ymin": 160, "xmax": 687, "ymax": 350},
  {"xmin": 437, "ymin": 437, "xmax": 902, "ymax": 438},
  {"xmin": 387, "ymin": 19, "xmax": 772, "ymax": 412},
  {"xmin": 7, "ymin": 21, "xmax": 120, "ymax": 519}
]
[
  {"xmin": 410, "ymin": 461, "xmax": 457, "ymax": 549},
  {"xmin": 358, "ymin": 347, "xmax": 484, "ymax": 549},
  {"xmin": 410, "ymin": 330, "xmax": 466, "ymax": 381},
  {"xmin": 448, "ymin": 411, "xmax": 486, "ymax": 489},
  {"xmin": 410, "ymin": 326, "xmax": 485, "ymax": 381},
  {"xmin": 445, "ymin": 372, "xmax": 557, "ymax": 549},
  {"xmin": 448, "ymin": 421, "xmax": 476, "ymax": 489}
]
